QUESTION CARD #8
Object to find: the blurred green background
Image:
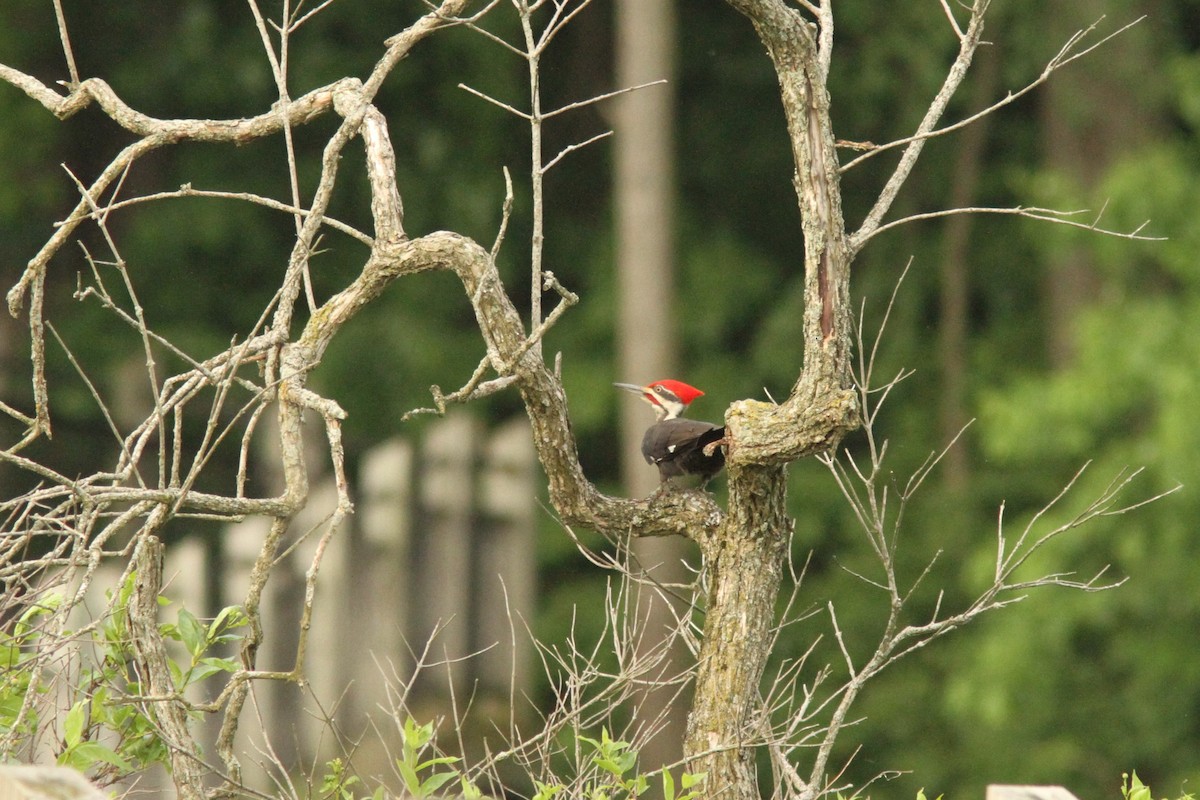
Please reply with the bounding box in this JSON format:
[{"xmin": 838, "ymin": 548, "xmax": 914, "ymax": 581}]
[{"xmin": 1, "ymin": 1, "xmax": 1197, "ymax": 797}]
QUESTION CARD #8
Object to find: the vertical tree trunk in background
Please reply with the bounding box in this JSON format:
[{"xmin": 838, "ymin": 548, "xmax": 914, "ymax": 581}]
[
  {"xmin": 1039, "ymin": 1, "xmax": 1158, "ymax": 367},
  {"xmin": 615, "ymin": 0, "xmax": 676, "ymax": 474},
  {"xmin": 938, "ymin": 46, "xmax": 999, "ymax": 492},
  {"xmin": 613, "ymin": 0, "xmax": 688, "ymax": 778}
]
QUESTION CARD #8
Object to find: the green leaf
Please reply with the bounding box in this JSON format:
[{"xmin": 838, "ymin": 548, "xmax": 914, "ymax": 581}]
[
  {"xmin": 190, "ymin": 657, "xmax": 239, "ymax": 682},
  {"xmin": 177, "ymin": 608, "xmax": 207, "ymax": 659},
  {"xmin": 88, "ymin": 688, "xmax": 109, "ymax": 726},
  {"xmin": 662, "ymin": 769, "xmax": 676, "ymax": 800},
  {"xmin": 416, "ymin": 755, "xmax": 460, "ymax": 771},
  {"xmin": 63, "ymin": 701, "xmax": 86, "ymax": 747},
  {"xmin": 460, "ymin": 776, "xmax": 484, "ymax": 799},
  {"xmin": 0, "ymin": 641, "xmax": 21, "ymax": 669},
  {"xmin": 208, "ymin": 605, "xmax": 246, "ymax": 640},
  {"xmin": 319, "ymin": 755, "xmax": 365, "ymax": 799},
  {"xmin": 1126, "ymin": 772, "xmax": 1153, "ymax": 800},
  {"xmin": 167, "ymin": 659, "xmax": 184, "ymax": 689},
  {"xmin": 79, "ymin": 740, "xmax": 132, "ymax": 770},
  {"xmin": 402, "ymin": 717, "xmax": 434, "ymax": 750},
  {"xmin": 420, "ymin": 771, "xmax": 459, "ymax": 795},
  {"xmin": 117, "ymin": 571, "xmax": 136, "ymax": 609},
  {"xmin": 397, "ymin": 759, "xmax": 421, "ymax": 794},
  {"xmin": 62, "ymin": 740, "xmax": 132, "ymax": 772},
  {"xmin": 15, "ymin": 595, "xmax": 59, "ymax": 638},
  {"xmin": 681, "ymin": 772, "xmax": 706, "ymax": 790}
]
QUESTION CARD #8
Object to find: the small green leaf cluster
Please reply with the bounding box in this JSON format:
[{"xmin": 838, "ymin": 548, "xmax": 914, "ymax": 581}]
[
  {"xmin": 0, "ymin": 572, "xmax": 247, "ymax": 782},
  {"xmin": 157, "ymin": 602, "xmax": 247, "ymax": 689},
  {"xmin": 1, "ymin": 597, "xmax": 141, "ymax": 773},
  {"xmin": 61, "ymin": 573, "xmax": 248, "ymax": 775},
  {"xmin": 319, "ymin": 721, "xmax": 704, "ymax": 800},
  {"xmin": 320, "ymin": 757, "xmax": 382, "ymax": 800},
  {"xmin": 319, "ymin": 717, "xmax": 485, "ymax": 800},
  {"xmin": 397, "ymin": 717, "xmax": 475, "ymax": 799},
  {"xmin": 1123, "ymin": 771, "xmax": 1195, "ymax": 800},
  {"xmin": 0, "ymin": 597, "xmax": 63, "ymax": 738},
  {"xmin": 59, "ymin": 698, "xmax": 132, "ymax": 774},
  {"xmin": 536, "ymin": 727, "xmax": 705, "ymax": 800}
]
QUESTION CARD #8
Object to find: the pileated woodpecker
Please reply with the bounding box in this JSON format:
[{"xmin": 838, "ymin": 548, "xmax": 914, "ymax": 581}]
[{"xmin": 615, "ymin": 379, "xmax": 726, "ymax": 486}]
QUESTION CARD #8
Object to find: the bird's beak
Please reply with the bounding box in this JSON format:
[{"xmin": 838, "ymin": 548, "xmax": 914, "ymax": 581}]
[{"xmin": 613, "ymin": 382, "xmax": 648, "ymax": 397}]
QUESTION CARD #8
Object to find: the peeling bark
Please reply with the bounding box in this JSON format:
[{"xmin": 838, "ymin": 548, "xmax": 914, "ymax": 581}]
[
  {"xmin": 685, "ymin": 463, "xmax": 790, "ymax": 798},
  {"xmin": 678, "ymin": 3, "xmax": 859, "ymax": 796}
]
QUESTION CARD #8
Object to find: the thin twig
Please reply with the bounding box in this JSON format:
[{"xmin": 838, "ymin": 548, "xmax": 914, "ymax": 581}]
[
  {"xmin": 51, "ymin": 0, "xmax": 80, "ymax": 85},
  {"xmin": 858, "ymin": 204, "xmax": 1161, "ymax": 247}
]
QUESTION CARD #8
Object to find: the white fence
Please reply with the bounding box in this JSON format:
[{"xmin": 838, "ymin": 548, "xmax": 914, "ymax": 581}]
[{"xmin": 81, "ymin": 411, "xmax": 537, "ymax": 788}]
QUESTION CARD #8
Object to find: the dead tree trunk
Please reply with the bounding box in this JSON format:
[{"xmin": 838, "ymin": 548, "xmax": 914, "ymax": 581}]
[
  {"xmin": 685, "ymin": 464, "xmax": 791, "ymax": 795},
  {"xmin": 680, "ymin": 3, "xmax": 859, "ymax": 797}
]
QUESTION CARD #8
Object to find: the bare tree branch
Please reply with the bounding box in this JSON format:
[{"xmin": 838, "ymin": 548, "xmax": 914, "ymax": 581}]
[
  {"xmin": 856, "ymin": 203, "xmax": 1162, "ymax": 247},
  {"xmin": 849, "ymin": 0, "xmax": 990, "ymax": 251}
]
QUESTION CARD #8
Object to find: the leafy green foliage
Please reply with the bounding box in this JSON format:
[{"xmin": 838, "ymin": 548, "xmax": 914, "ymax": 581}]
[
  {"xmin": 563, "ymin": 728, "xmax": 705, "ymax": 800},
  {"xmin": 158, "ymin": 603, "xmax": 247, "ymax": 687},
  {"xmin": 312, "ymin": 722, "xmax": 704, "ymax": 800},
  {"xmin": 1122, "ymin": 771, "xmax": 1196, "ymax": 800},
  {"xmin": 320, "ymin": 757, "xmax": 384, "ymax": 800},
  {"xmin": 661, "ymin": 766, "xmax": 706, "ymax": 800},
  {"xmin": 396, "ymin": 717, "xmax": 466, "ymax": 798},
  {"xmin": 58, "ymin": 700, "xmax": 132, "ymax": 774},
  {"xmin": 0, "ymin": 598, "xmax": 60, "ymax": 739},
  {"xmin": 0, "ymin": 572, "xmax": 246, "ymax": 782},
  {"xmin": 952, "ymin": 60, "xmax": 1200, "ymax": 793},
  {"xmin": 577, "ymin": 727, "xmax": 646, "ymax": 798}
]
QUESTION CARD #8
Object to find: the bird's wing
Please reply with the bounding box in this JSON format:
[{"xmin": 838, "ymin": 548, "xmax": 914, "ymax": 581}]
[{"xmin": 648, "ymin": 419, "xmax": 719, "ymax": 463}]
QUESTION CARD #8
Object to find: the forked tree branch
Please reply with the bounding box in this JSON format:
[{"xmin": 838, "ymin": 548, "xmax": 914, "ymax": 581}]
[
  {"xmin": 845, "ymin": 14, "xmax": 1151, "ymax": 251},
  {"xmin": 849, "ymin": 0, "xmax": 990, "ymax": 251}
]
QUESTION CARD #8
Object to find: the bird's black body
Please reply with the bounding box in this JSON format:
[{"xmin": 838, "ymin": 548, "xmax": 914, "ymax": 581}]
[
  {"xmin": 616, "ymin": 378, "xmax": 726, "ymax": 487},
  {"xmin": 641, "ymin": 419, "xmax": 726, "ymax": 483}
]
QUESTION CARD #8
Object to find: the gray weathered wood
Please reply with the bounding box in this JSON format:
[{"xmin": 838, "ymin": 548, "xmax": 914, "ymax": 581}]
[
  {"xmin": 0, "ymin": 766, "xmax": 107, "ymax": 800},
  {"xmin": 357, "ymin": 437, "xmax": 415, "ymax": 678},
  {"xmin": 987, "ymin": 785, "xmax": 1083, "ymax": 800},
  {"xmin": 417, "ymin": 413, "xmax": 480, "ymax": 690},
  {"xmin": 476, "ymin": 417, "xmax": 536, "ymax": 694}
]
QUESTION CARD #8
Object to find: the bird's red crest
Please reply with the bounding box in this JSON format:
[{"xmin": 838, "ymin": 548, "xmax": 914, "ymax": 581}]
[{"xmin": 650, "ymin": 379, "xmax": 704, "ymax": 405}]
